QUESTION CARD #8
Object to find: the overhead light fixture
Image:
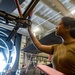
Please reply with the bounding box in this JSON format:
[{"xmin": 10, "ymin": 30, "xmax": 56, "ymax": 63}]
[
  {"xmin": 71, "ymin": 9, "xmax": 75, "ymax": 15},
  {"xmin": 33, "ymin": 27, "xmax": 40, "ymax": 33}
]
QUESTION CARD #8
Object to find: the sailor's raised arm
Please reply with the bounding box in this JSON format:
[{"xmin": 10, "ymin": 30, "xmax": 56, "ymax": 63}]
[{"xmin": 27, "ymin": 26, "xmax": 54, "ymax": 54}]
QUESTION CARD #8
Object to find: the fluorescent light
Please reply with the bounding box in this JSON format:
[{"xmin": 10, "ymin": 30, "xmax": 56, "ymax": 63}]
[
  {"xmin": 33, "ymin": 27, "xmax": 40, "ymax": 33},
  {"xmin": 71, "ymin": 9, "xmax": 75, "ymax": 15}
]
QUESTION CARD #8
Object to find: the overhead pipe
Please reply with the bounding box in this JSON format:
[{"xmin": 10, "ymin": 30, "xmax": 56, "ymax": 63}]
[
  {"xmin": 6, "ymin": 0, "xmax": 23, "ymax": 41},
  {"xmin": 6, "ymin": 0, "xmax": 40, "ymax": 41},
  {"xmin": 23, "ymin": 0, "xmax": 40, "ymax": 18},
  {"xmin": 14, "ymin": 0, "xmax": 23, "ymax": 18}
]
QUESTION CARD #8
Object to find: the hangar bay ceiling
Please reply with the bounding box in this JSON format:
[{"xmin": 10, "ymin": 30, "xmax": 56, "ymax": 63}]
[
  {"xmin": 0, "ymin": 0, "xmax": 75, "ymax": 53},
  {"xmin": 0, "ymin": 0, "xmax": 75, "ymax": 36}
]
